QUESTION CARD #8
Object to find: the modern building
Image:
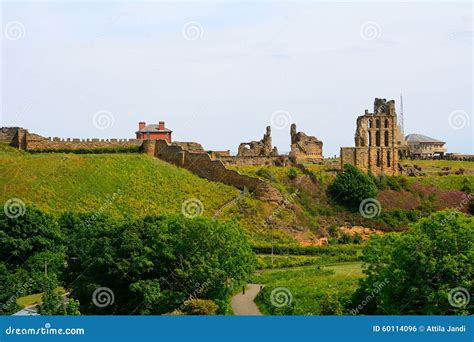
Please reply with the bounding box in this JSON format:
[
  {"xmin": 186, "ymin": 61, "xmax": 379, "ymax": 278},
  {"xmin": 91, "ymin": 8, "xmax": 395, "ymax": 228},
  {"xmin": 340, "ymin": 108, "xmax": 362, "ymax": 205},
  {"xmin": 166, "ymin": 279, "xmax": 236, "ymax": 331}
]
[
  {"xmin": 405, "ymin": 134, "xmax": 446, "ymax": 158},
  {"xmin": 136, "ymin": 121, "xmax": 172, "ymax": 142}
]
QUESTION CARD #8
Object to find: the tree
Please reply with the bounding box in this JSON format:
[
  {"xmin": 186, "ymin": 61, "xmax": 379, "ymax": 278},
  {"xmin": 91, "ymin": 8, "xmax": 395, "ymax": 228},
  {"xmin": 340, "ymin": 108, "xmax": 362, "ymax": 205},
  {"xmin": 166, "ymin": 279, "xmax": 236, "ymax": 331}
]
[
  {"xmin": 62, "ymin": 213, "xmax": 256, "ymax": 314},
  {"xmin": 352, "ymin": 210, "xmax": 473, "ymax": 315},
  {"xmin": 328, "ymin": 164, "xmax": 378, "ymax": 209},
  {"xmin": 40, "ymin": 279, "xmax": 65, "ymax": 315}
]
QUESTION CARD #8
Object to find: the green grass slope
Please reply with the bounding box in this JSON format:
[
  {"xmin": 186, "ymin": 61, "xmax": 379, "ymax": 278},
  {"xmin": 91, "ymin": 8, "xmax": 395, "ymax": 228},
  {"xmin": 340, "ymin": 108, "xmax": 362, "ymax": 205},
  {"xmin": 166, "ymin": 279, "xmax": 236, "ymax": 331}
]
[{"xmin": 0, "ymin": 143, "xmax": 296, "ymax": 245}]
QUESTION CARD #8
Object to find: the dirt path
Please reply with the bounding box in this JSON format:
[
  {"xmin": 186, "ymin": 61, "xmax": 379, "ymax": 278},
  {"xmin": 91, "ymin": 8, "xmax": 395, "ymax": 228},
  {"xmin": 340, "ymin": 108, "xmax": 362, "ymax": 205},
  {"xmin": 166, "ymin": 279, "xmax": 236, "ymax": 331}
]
[{"xmin": 231, "ymin": 284, "xmax": 264, "ymax": 316}]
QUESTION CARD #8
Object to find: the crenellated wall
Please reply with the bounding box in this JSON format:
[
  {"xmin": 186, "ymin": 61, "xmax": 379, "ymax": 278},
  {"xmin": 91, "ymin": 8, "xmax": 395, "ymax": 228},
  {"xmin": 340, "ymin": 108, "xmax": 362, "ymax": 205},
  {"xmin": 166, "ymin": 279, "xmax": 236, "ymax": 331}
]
[{"xmin": 144, "ymin": 139, "xmax": 283, "ymax": 202}]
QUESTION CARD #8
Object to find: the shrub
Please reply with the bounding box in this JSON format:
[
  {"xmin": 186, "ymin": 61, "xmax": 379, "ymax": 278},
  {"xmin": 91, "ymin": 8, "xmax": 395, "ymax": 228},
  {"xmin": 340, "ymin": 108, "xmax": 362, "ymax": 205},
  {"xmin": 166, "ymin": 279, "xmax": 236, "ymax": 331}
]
[
  {"xmin": 256, "ymin": 168, "xmax": 277, "ymax": 182},
  {"xmin": 327, "ymin": 164, "xmax": 378, "ymax": 209},
  {"xmin": 183, "ymin": 299, "xmax": 218, "ymax": 315},
  {"xmin": 461, "ymin": 178, "xmax": 472, "ymax": 193},
  {"xmin": 288, "ymin": 168, "xmax": 298, "ymax": 180}
]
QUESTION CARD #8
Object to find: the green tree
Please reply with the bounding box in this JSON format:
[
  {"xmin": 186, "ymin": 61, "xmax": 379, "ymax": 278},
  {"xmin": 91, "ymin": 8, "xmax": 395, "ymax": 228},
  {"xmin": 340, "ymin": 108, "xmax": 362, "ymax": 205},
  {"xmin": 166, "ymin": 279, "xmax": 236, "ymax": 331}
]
[
  {"xmin": 62, "ymin": 213, "xmax": 256, "ymax": 315},
  {"xmin": 328, "ymin": 164, "xmax": 378, "ymax": 209},
  {"xmin": 352, "ymin": 210, "xmax": 473, "ymax": 315}
]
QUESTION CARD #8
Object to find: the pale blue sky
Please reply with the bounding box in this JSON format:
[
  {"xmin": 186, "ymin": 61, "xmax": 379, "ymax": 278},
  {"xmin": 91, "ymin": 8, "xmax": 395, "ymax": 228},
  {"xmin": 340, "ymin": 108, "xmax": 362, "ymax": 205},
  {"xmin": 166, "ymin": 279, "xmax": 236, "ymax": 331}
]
[{"xmin": 1, "ymin": 1, "xmax": 472, "ymax": 156}]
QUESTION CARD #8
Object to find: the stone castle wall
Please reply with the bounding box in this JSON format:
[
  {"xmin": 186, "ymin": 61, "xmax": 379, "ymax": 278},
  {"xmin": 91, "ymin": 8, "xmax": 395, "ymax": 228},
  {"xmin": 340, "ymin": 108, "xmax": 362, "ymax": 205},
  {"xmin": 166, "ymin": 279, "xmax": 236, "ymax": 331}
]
[
  {"xmin": 26, "ymin": 135, "xmax": 142, "ymax": 150},
  {"xmin": 144, "ymin": 140, "xmax": 283, "ymax": 202}
]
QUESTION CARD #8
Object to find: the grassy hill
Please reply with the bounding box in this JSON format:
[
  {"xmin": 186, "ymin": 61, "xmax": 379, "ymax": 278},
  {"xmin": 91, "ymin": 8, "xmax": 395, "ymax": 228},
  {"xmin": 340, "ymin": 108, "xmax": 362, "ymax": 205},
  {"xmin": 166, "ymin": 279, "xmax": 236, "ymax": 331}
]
[{"xmin": 0, "ymin": 143, "xmax": 296, "ymax": 245}]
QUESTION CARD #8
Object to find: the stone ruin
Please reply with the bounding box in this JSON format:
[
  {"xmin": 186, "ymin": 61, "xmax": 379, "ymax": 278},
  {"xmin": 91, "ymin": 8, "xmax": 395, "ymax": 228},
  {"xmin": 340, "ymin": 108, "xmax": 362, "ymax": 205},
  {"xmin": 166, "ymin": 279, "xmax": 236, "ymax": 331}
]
[
  {"xmin": 237, "ymin": 126, "xmax": 278, "ymax": 157},
  {"xmin": 340, "ymin": 98, "xmax": 400, "ymax": 175},
  {"xmin": 289, "ymin": 124, "xmax": 323, "ymax": 163}
]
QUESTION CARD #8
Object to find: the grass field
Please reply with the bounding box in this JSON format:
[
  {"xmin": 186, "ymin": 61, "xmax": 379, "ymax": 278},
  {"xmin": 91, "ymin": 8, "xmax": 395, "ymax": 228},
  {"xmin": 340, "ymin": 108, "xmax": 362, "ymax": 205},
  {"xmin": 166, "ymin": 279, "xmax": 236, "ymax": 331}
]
[
  {"xmin": 0, "ymin": 143, "xmax": 296, "ymax": 245},
  {"xmin": 252, "ymin": 262, "xmax": 364, "ymax": 315}
]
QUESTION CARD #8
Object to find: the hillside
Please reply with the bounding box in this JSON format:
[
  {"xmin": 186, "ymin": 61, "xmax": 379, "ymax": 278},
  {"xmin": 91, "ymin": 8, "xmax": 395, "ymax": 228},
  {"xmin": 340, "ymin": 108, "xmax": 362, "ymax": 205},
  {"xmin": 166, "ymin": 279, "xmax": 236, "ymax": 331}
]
[{"xmin": 0, "ymin": 143, "xmax": 296, "ymax": 245}]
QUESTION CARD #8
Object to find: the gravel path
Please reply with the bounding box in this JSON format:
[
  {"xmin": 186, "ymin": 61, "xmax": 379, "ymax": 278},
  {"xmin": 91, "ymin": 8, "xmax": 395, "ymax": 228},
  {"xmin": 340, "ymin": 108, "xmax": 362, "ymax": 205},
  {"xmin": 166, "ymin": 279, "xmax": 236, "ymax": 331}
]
[{"xmin": 231, "ymin": 284, "xmax": 264, "ymax": 316}]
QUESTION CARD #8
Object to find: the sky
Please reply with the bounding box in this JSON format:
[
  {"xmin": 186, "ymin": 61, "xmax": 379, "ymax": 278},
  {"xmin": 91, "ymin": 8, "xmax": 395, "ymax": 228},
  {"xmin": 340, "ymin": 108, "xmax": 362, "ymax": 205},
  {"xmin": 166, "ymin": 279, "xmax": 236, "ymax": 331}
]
[{"xmin": 1, "ymin": 1, "xmax": 473, "ymax": 156}]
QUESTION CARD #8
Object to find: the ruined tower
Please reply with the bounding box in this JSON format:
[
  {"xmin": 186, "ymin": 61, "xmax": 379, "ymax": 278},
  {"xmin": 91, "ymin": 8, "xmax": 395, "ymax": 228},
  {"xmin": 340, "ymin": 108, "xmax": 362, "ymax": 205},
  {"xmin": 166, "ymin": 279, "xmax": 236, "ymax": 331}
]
[
  {"xmin": 289, "ymin": 124, "xmax": 323, "ymax": 163},
  {"xmin": 237, "ymin": 126, "xmax": 278, "ymax": 157},
  {"xmin": 340, "ymin": 98, "xmax": 400, "ymax": 175}
]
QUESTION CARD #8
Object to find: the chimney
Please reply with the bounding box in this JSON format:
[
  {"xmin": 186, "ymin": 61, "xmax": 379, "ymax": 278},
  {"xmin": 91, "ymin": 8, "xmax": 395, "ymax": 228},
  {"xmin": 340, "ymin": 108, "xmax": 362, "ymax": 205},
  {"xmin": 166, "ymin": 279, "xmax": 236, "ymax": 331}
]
[
  {"xmin": 139, "ymin": 122, "xmax": 146, "ymax": 130},
  {"xmin": 159, "ymin": 121, "xmax": 165, "ymax": 130}
]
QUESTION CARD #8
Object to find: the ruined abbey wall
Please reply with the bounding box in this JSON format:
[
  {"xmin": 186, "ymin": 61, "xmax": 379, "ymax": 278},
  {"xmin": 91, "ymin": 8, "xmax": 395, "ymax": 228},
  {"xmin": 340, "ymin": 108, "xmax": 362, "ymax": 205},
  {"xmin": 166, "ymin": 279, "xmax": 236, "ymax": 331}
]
[
  {"xmin": 144, "ymin": 140, "xmax": 283, "ymax": 202},
  {"xmin": 289, "ymin": 124, "xmax": 323, "ymax": 163}
]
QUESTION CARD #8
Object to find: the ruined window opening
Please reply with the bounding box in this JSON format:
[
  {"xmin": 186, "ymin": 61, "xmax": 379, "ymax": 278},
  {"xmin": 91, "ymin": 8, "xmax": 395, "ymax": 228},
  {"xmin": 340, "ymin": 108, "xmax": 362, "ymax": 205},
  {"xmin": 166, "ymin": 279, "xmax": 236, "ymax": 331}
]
[
  {"xmin": 384, "ymin": 131, "xmax": 389, "ymax": 147},
  {"xmin": 368, "ymin": 132, "xmax": 372, "ymax": 146},
  {"xmin": 384, "ymin": 119, "xmax": 389, "ymax": 128},
  {"xmin": 376, "ymin": 150, "xmax": 381, "ymax": 167},
  {"xmin": 376, "ymin": 119, "xmax": 380, "ymax": 128},
  {"xmin": 368, "ymin": 120, "xmax": 373, "ymax": 129},
  {"xmin": 387, "ymin": 151, "xmax": 391, "ymax": 167},
  {"xmin": 376, "ymin": 131, "xmax": 381, "ymax": 147}
]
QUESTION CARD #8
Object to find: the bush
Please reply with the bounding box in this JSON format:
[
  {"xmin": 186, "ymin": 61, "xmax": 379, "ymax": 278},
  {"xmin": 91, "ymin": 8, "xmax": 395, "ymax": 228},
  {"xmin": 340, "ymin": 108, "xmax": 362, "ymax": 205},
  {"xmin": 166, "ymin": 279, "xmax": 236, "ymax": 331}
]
[
  {"xmin": 327, "ymin": 164, "xmax": 378, "ymax": 209},
  {"xmin": 461, "ymin": 178, "xmax": 472, "ymax": 193},
  {"xmin": 288, "ymin": 168, "xmax": 298, "ymax": 180},
  {"xmin": 182, "ymin": 299, "xmax": 218, "ymax": 315},
  {"xmin": 256, "ymin": 168, "xmax": 277, "ymax": 182}
]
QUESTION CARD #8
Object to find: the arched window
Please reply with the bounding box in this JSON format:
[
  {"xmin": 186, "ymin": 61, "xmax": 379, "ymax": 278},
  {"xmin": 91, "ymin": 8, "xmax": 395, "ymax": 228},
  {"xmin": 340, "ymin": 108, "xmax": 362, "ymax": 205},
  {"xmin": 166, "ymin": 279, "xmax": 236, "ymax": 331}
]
[
  {"xmin": 376, "ymin": 131, "xmax": 381, "ymax": 147},
  {"xmin": 384, "ymin": 131, "xmax": 389, "ymax": 147},
  {"xmin": 376, "ymin": 150, "xmax": 381, "ymax": 167},
  {"xmin": 368, "ymin": 120, "xmax": 373, "ymax": 129},
  {"xmin": 384, "ymin": 119, "xmax": 389, "ymax": 128},
  {"xmin": 376, "ymin": 119, "xmax": 381, "ymax": 128},
  {"xmin": 387, "ymin": 151, "xmax": 391, "ymax": 167}
]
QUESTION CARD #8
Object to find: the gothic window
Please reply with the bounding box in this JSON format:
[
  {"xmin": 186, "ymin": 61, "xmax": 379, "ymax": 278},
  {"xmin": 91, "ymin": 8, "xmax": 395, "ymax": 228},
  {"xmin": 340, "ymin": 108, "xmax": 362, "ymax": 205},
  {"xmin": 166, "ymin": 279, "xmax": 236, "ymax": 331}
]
[
  {"xmin": 387, "ymin": 151, "xmax": 391, "ymax": 167},
  {"xmin": 384, "ymin": 119, "xmax": 389, "ymax": 128},
  {"xmin": 376, "ymin": 131, "xmax": 381, "ymax": 147},
  {"xmin": 376, "ymin": 119, "xmax": 381, "ymax": 128},
  {"xmin": 376, "ymin": 150, "xmax": 381, "ymax": 167},
  {"xmin": 368, "ymin": 131, "xmax": 372, "ymax": 146},
  {"xmin": 368, "ymin": 120, "xmax": 373, "ymax": 129},
  {"xmin": 384, "ymin": 131, "xmax": 389, "ymax": 147}
]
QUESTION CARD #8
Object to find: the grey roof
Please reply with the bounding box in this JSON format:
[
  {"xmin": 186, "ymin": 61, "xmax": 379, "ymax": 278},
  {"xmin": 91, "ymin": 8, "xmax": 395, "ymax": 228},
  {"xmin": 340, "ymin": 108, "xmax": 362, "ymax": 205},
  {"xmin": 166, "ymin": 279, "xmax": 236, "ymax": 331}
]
[
  {"xmin": 405, "ymin": 133, "xmax": 445, "ymax": 144},
  {"xmin": 136, "ymin": 124, "xmax": 172, "ymax": 134}
]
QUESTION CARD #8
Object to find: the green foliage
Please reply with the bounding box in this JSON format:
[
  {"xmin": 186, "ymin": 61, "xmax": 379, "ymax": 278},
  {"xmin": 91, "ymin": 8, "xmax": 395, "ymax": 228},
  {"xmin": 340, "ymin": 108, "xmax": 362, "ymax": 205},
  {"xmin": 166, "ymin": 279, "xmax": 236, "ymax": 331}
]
[
  {"xmin": 66, "ymin": 298, "xmax": 81, "ymax": 315},
  {"xmin": 62, "ymin": 213, "xmax": 256, "ymax": 314},
  {"xmin": 256, "ymin": 168, "xmax": 277, "ymax": 182},
  {"xmin": 461, "ymin": 177, "xmax": 472, "ymax": 193},
  {"xmin": 182, "ymin": 299, "xmax": 218, "ymax": 315},
  {"xmin": 328, "ymin": 164, "xmax": 378, "ymax": 209},
  {"xmin": 252, "ymin": 243, "xmax": 362, "ymax": 256},
  {"xmin": 253, "ymin": 263, "xmax": 363, "ymax": 315},
  {"xmin": 40, "ymin": 279, "xmax": 65, "ymax": 315},
  {"xmin": 353, "ymin": 210, "xmax": 473, "ymax": 315},
  {"xmin": 287, "ymin": 168, "xmax": 298, "ymax": 180}
]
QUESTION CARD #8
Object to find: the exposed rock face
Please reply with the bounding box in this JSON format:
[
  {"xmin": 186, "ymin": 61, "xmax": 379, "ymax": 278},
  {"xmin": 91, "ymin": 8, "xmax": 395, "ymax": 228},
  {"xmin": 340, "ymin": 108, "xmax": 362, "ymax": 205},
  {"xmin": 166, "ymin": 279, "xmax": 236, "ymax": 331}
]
[
  {"xmin": 289, "ymin": 124, "xmax": 323, "ymax": 163},
  {"xmin": 237, "ymin": 126, "xmax": 278, "ymax": 157},
  {"xmin": 340, "ymin": 98, "xmax": 400, "ymax": 176}
]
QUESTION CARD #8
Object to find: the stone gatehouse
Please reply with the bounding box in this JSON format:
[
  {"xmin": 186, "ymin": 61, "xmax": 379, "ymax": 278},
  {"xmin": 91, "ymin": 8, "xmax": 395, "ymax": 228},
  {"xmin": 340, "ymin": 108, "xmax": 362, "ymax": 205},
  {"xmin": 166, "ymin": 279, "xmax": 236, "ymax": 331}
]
[{"xmin": 340, "ymin": 98, "xmax": 400, "ymax": 175}]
